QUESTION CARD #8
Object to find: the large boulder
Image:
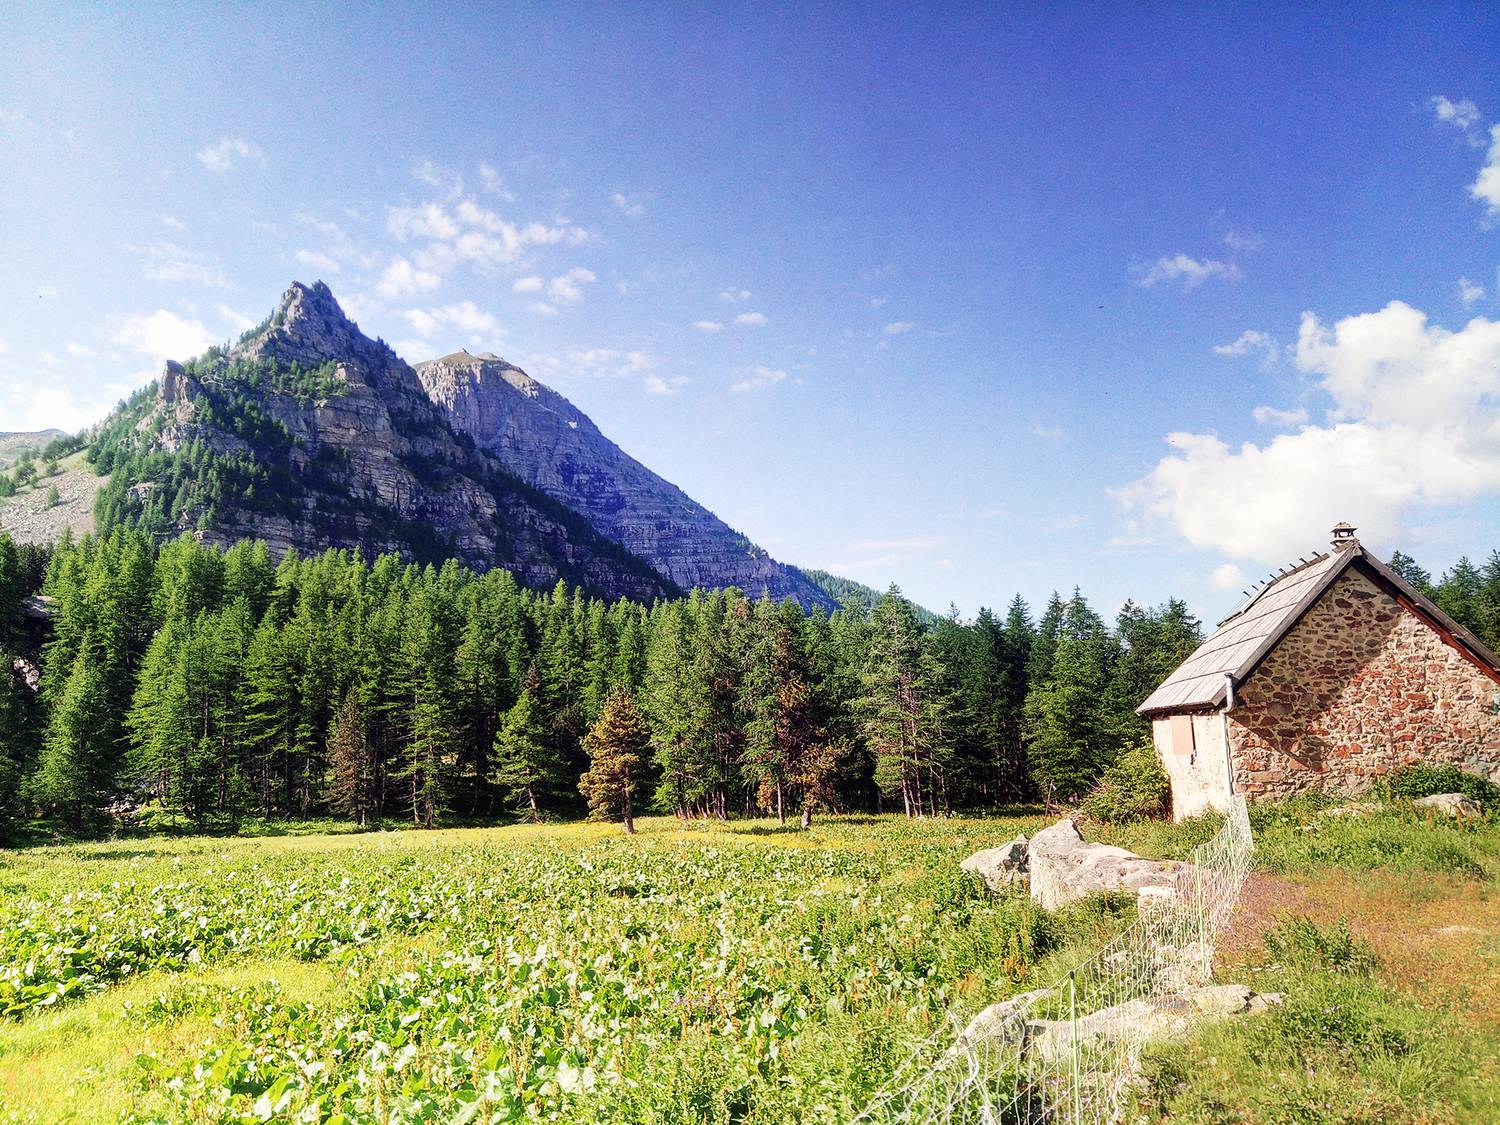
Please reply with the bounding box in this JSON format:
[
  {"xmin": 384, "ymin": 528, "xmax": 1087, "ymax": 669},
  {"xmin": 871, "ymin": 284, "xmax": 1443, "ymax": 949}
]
[
  {"xmin": 1027, "ymin": 818, "xmax": 1189, "ymax": 910},
  {"xmin": 1414, "ymin": 792, "xmax": 1481, "ymax": 818},
  {"xmin": 959, "ymin": 835, "xmax": 1029, "ymax": 892}
]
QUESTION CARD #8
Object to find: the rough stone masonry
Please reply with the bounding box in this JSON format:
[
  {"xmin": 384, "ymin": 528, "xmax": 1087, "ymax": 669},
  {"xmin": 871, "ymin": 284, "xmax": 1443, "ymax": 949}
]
[{"xmin": 1229, "ymin": 567, "xmax": 1500, "ymax": 799}]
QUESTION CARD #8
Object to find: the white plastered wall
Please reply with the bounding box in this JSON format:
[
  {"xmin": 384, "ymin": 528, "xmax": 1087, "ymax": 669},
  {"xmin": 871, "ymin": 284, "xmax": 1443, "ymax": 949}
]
[{"xmin": 1152, "ymin": 712, "xmax": 1234, "ymax": 821}]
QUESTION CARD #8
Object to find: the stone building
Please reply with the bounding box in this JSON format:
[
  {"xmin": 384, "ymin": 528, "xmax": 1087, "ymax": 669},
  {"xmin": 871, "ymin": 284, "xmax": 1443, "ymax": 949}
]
[{"xmin": 1138, "ymin": 524, "xmax": 1500, "ymax": 819}]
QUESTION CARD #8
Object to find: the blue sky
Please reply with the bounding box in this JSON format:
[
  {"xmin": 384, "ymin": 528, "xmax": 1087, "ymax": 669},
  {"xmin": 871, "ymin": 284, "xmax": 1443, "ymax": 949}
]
[{"xmin": 4, "ymin": 3, "xmax": 1500, "ymax": 621}]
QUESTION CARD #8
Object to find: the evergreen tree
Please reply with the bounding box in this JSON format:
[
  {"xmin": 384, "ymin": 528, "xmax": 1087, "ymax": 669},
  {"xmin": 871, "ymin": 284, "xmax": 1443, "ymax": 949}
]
[
  {"xmin": 580, "ymin": 689, "xmax": 650, "ymax": 833},
  {"xmin": 491, "ymin": 673, "xmax": 560, "ymax": 817},
  {"xmin": 324, "ymin": 688, "xmax": 373, "ymax": 828},
  {"xmin": 1025, "ymin": 590, "xmax": 1120, "ymax": 804}
]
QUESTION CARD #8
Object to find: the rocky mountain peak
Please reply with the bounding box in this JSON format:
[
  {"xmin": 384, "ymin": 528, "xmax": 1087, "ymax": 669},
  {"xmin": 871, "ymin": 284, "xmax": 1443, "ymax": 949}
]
[{"xmin": 239, "ymin": 279, "xmax": 376, "ymax": 369}]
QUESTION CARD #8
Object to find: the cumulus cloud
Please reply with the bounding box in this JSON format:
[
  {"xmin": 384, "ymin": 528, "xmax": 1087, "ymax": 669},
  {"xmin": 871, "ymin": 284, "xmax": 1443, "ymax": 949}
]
[
  {"xmin": 882, "ymin": 321, "xmax": 916, "ymax": 335},
  {"xmin": 1252, "ymin": 405, "xmax": 1309, "ymax": 427},
  {"xmin": 1135, "ymin": 254, "xmax": 1241, "ymax": 290},
  {"xmin": 386, "ymin": 198, "xmax": 589, "ymax": 276},
  {"xmin": 1211, "ymin": 563, "xmax": 1246, "ymax": 589},
  {"xmin": 112, "ymin": 309, "xmax": 217, "ymax": 362},
  {"xmin": 1459, "ymin": 277, "xmax": 1486, "ymax": 306},
  {"xmin": 215, "ymin": 303, "xmax": 255, "ymax": 333},
  {"xmin": 731, "ymin": 365, "xmax": 787, "ymax": 393},
  {"xmin": 1117, "ymin": 300, "xmax": 1500, "ymax": 564},
  {"xmin": 197, "ymin": 138, "xmax": 264, "ymax": 173},
  {"xmin": 1430, "ymin": 95, "xmax": 1483, "ymax": 141},
  {"xmin": 549, "ymin": 267, "xmax": 596, "ymax": 305},
  {"xmin": 719, "ymin": 288, "xmax": 751, "ymax": 303},
  {"xmin": 1214, "ymin": 328, "xmax": 1280, "ymax": 370},
  {"xmin": 1471, "ymin": 125, "xmax": 1500, "ymax": 214},
  {"xmin": 735, "ymin": 311, "xmax": 768, "ymax": 326},
  {"xmin": 295, "ymin": 248, "xmax": 341, "ymax": 274},
  {"xmin": 512, "ymin": 276, "xmax": 544, "ymax": 293},
  {"xmin": 644, "ymin": 373, "xmax": 690, "ymax": 395},
  {"xmin": 1222, "ymin": 228, "xmax": 1264, "ymax": 255},
  {"xmin": 376, "ymin": 257, "xmax": 441, "ymax": 299},
  {"xmin": 403, "ymin": 301, "xmax": 500, "ymax": 342},
  {"xmin": 692, "ymin": 320, "xmax": 723, "ymax": 332}
]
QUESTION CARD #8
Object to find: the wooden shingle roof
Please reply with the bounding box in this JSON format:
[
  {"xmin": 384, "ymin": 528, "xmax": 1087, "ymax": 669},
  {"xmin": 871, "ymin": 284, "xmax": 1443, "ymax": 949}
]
[{"xmin": 1136, "ymin": 540, "xmax": 1500, "ymax": 717}]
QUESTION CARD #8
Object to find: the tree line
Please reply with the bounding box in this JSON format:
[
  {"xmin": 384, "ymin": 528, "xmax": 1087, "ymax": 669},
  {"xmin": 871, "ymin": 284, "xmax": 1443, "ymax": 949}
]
[{"xmin": 0, "ymin": 528, "xmax": 1217, "ymax": 840}]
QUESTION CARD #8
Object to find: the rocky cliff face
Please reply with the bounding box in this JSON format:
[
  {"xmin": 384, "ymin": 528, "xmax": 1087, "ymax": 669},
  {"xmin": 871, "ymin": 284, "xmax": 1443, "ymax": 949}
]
[
  {"xmin": 105, "ymin": 282, "xmax": 674, "ymax": 601},
  {"xmin": 416, "ymin": 350, "xmax": 833, "ymax": 609}
]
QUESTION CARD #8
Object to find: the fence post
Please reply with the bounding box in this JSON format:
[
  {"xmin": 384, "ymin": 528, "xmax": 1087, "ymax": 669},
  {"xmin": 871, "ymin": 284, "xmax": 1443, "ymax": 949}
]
[{"xmin": 1069, "ymin": 968, "xmax": 1081, "ymax": 1125}]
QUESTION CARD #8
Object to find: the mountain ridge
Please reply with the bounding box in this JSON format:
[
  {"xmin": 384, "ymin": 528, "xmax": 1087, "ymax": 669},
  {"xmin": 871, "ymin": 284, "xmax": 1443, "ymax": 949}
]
[{"xmin": 415, "ymin": 349, "xmax": 834, "ymax": 609}]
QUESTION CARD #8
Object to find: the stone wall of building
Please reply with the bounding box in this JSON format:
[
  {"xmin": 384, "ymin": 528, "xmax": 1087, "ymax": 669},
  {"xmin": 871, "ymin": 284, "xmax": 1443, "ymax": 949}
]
[{"xmin": 1228, "ymin": 565, "xmax": 1500, "ymax": 798}]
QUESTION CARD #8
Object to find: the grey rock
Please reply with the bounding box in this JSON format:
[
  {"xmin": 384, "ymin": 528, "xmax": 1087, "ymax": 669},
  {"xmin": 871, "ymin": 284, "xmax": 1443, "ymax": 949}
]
[
  {"xmin": 1027, "ymin": 818, "xmax": 1190, "ymax": 910},
  {"xmin": 1414, "ymin": 792, "xmax": 1482, "ymax": 818},
  {"xmin": 960, "ymin": 835, "xmax": 1029, "ymax": 892},
  {"xmin": 415, "ymin": 350, "xmax": 835, "ymax": 609}
]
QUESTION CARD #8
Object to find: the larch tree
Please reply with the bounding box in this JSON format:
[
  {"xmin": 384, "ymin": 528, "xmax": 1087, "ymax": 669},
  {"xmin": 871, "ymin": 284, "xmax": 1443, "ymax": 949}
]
[
  {"xmin": 325, "ymin": 688, "xmax": 374, "ymax": 828},
  {"xmin": 579, "ymin": 689, "xmax": 650, "ymax": 834}
]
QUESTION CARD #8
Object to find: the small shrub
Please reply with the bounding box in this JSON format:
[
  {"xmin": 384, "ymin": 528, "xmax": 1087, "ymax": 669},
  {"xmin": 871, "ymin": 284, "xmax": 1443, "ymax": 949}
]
[
  {"xmin": 1081, "ymin": 740, "xmax": 1170, "ymax": 823},
  {"xmin": 1374, "ymin": 763, "xmax": 1500, "ymax": 805},
  {"xmin": 1262, "ymin": 916, "xmax": 1376, "ymax": 975}
]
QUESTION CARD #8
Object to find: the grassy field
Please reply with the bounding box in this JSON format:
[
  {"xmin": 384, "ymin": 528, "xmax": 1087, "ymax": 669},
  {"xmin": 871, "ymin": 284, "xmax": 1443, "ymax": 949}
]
[{"xmin": 1, "ymin": 806, "xmax": 1497, "ymax": 1123}]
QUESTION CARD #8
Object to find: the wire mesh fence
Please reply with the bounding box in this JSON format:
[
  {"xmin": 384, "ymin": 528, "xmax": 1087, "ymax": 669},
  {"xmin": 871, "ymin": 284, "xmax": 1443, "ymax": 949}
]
[{"xmin": 851, "ymin": 796, "xmax": 1254, "ymax": 1124}]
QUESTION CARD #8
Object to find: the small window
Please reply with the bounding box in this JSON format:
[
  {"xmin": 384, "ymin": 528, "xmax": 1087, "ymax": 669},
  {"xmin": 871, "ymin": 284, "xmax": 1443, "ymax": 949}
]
[{"xmin": 1169, "ymin": 714, "xmax": 1197, "ymax": 757}]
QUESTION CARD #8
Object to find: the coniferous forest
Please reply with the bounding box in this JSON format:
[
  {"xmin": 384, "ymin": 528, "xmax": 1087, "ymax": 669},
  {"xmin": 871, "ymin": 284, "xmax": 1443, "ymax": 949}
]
[{"xmin": 4, "ymin": 528, "xmax": 1499, "ymax": 843}]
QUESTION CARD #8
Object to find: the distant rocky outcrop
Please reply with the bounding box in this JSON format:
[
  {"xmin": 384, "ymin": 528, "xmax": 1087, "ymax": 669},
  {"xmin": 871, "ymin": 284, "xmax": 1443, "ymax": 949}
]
[
  {"xmin": 415, "ymin": 350, "xmax": 834, "ymax": 609},
  {"xmin": 89, "ymin": 282, "xmax": 676, "ymax": 601}
]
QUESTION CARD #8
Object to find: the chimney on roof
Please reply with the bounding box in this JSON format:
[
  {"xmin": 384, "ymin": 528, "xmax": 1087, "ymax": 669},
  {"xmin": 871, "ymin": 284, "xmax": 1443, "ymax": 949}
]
[{"xmin": 1331, "ymin": 522, "xmax": 1360, "ymax": 551}]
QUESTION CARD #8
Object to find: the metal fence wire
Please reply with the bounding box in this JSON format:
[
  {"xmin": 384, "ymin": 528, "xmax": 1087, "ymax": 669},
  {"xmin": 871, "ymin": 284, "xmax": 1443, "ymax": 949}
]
[{"xmin": 851, "ymin": 797, "xmax": 1255, "ymax": 1125}]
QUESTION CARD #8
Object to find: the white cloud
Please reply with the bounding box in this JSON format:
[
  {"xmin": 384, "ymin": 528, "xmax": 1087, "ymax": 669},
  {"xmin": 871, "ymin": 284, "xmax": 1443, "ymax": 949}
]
[
  {"xmin": 692, "ymin": 320, "xmax": 724, "ymax": 333},
  {"xmin": 136, "ymin": 241, "xmax": 227, "ymax": 287},
  {"xmin": 1118, "ymin": 300, "xmax": 1500, "ymax": 565},
  {"xmin": 719, "ymin": 288, "xmax": 751, "ymax": 303},
  {"xmin": 1214, "ymin": 328, "xmax": 1280, "ymax": 370},
  {"xmin": 65, "ymin": 342, "xmax": 96, "ymax": 358},
  {"xmin": 549, "ymin": 267, "xmax": 596, "ymax": 305},
  {"xmin": 611, "ymin": 192, "xmax": 644, "ymax": 217},
  {"xmin": 388, "ymin": 202, "xmax": 461, "ymax": 242},
  {"xmin": 1459, "ymin": 277, "xmax": 1486, "ymax": 306},
  {"xmin": 882, "ymin": 321, "xmax": 916, "ymax": 335},
  {"xmin": 512, "ymin": 276, "xmax": 544, "ymax": 293},
  {"xmin": 112, "ymin": 309, "xmax": 217, "ymax": 363},
  {"xmin": 295, "ymin": 248, "xmax": 341, "ymax": 274},
  {"xmin": 215, "ymin": 303, "xmax": 255, "ymax": 333},
  {"xmin": 403, "ymin": 300, "xmax": 500, "ymax": 341},
  {"xmin": 1136, "ymin": 254, "xmax": 1241, "ymax": 290},
  {"xmin": 1430, "ymin": 95, "xmax": 1483, "ymax": 141},
  {"xmin": 196, "ymin": 138, "xmax": 264, "ymax": 173},
  {"xmin": 644, "ymin": 373, "xmax": 689, "ymax": 395},
  {"xmin": 735, "ymin": 311, "xmax": 768, "ymax": 326},
  {"xmin": 731, "ymin": 365, "xmax": 787, "ymax": 393},
  {"xmin": 1211, "ymin": 563, "xmax": 1246, "ymax": 589},
  {"xmin": 159, "ymin": 214, "xmax": 186, "ymax": 231},
  {"xmin": 387, "ymin": 199, "xmax": 588, "ymax": 274},
  {"xmin": 527, "ymin": 302, "xmax": 559, "ymax": 317},
  {"xmin": 849, "ymin": 536, "xmax": 945, "ymax": 552},
  {"xmin": 0, "ymin": 379, "xmax": 125, "ymax": 433},
  {"xmin": 413, "ymin": 159, "xmax": 462, "ymax": 195},
  {"xmin": 1252, "ymin": 405, "xmax": 1309, "ymax": 427},
  {"xmin": 1471, "ymin": 124, "xmax": 1500, "ymax": 213},
  {"xmin": 1222, "ymin": 228, "xmax": 1264, "ymax": 255},
  {"xmin": 376, "ymin": 257, "xmax": 441, "ymax": 299},
  {"xmin": 478, "ymin": 161, "xmax": 509, "ymax": 196},
  {"xmin": 1030, "ymin": 422, "xmax": 1067, "ymax": 441}
]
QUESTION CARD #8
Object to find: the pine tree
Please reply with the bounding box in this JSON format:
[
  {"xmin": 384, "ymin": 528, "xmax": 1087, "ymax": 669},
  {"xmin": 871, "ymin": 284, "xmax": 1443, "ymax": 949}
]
[
  {"xmin": 742, "ymin": 598, "xmax": 817, "ymax": 825},
  {"xmin": 1025, "ymin": 590, "xmax": 1120, "ymax": 804},
  {"xmin": 325, "ymin": 688, "xmax": 373, "ymax": 827},
  {"xmin": 32, "ymin": 636, "xmax": 120, "ymax": 834},
  {"xmin": 491, "ymin": 673, "xmax": 560, "ymax": 817},
  {"xmin": 858, "ymin": 587, "xmax": 949, "ymax": 817},
  {"xmin": 580, "ymin": 689, "xmax": 650, "ymax": 833}
]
